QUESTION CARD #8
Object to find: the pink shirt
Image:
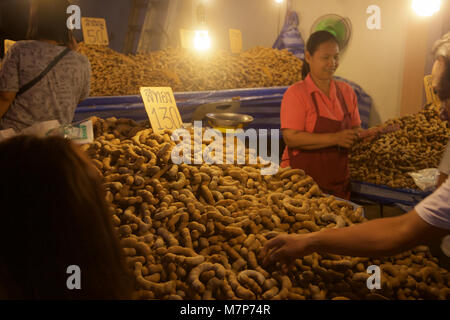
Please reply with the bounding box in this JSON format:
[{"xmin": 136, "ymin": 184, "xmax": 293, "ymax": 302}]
[
  {"xmin": 280, "ymin": 74, "xmax": 361, "ymax": 167},
  {"xmin": 415, "ymin": 178, "xmax": 450, "ymax": 230}
]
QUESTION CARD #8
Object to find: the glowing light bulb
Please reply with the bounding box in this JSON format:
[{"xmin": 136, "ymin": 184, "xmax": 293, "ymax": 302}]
[
  {"xmin": 193, "ymin": 30, "xmax": 211, "ymax": 51},
  {"xmin": 275, "ymin": 0, "xmax": 284, "ymax": 3},
  {"xmin": 412, "ymin": 0, "xmax": 441, "ymax": 17}
]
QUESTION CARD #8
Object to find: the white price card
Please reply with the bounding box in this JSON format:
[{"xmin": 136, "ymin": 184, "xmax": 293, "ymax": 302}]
[
  {"xmin": 140, "ymin": 87, "xmax": 183, "ymax": 134},
  {"xmin": 81, "ymin": 17, "xmax": 109, "ymax": 45}
]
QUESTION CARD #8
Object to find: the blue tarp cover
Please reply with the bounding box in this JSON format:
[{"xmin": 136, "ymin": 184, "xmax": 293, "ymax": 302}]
[{"xmin": 75, "ymin": 84, "xmax": 372, "ymax": 130}]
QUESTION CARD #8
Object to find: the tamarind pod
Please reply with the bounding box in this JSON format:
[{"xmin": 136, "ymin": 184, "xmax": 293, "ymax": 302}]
[
  {"xmin": 202, "ymin": 278, "xmax": 222, "ymax": 300},
  {"xmin": 216, "ymin": 199, "xmax": 235, "ymax": 207},
  {"xmin": 352, "ymin": 272, "xmax": 370, "ymax": 282},
  {"xmin": 167, "ymin": 246, "xmax": 197, "ymax": 257},
  {"xmin": 222, "ymin": 242, "xmax": 242, "ymax": 261},
  {"xmin": 208, "ymin": 254, "xmax": 232, "ymax": 270},
  {"xmin": 223, "ymin": 226, "xmax": 245, "ymax": 237},
  {"xmin": 228, "ymin": 169, "xmax": 249, "ymax": 185},
  {"xmin": 168, "ymin": 172, "xmax": 187, "ymax": 190},
  {"xmin": 279, "ymin": 168, "xmax": 305, "ymax": 180},
  {"xmin": 247, "ymin": 251, "xmax": 258, "ymax": 269},
  {"xmin": 134, "ymin": 262, "xmax": 176, "ymax": 296},
  {"xmin": 282, "ymin": 198, "xmax": 310, "ymax": 214},
  {"xmin": 292, "ymin": 176, "xmax": 314, "ymax": 190},
  {"xmin": 104, "ymin": 181, "xmax": 123, "ymax": 191},
  {"xmin": 122, "ymin": 247, "xmax": 136, "ymax": 256},
  {"xmin": 164, "ymin": 252, "xmax": 205, "ymax": 267},
  {"xmin": 331, "ymin": 296, "xmax": 350, "ymax": 300},
  {"xmin": 154, "ymin": 206, "xmax": 177, "ymax": 220},
  {"xmin": 227, "ymin": 271, "xmax": 255, "ymax": 300},
  {"xmin": 298, "ymin": 221, "xmax": 319, "ymax": 232},
  {"xmin": 262, "ymin": 287, "xmax": 279, "ymax": 299},
  {"xmin": 200, "ymin": 185, "xmax": 215, "ymax": 205},
  {"xmin": 156, "ymin": 142, "xmax": 171, "ymax": 158},
  {"xmin": 180, "ymin": 227, "xmax": 193, "ymax": 249},
  {"xmin": 232, "ymin": 258, "xmax": 247, "ymax": 271},
  {"xmin": 157, "ymin": 227, "xmax": 179, "ymax": 247},
  {"xmin": 120, "ymin": 238, "xmax": 151, "ymax": 256},
  {"xmin": 237, "ymin": 274, "xmax": 262, "ymax": 295},
  {"xmin": 216, "ymin": 205, "xmax": 231, "ymax": 216},
  {"xmin": 217, "ymin": 185, "xmax": 239, "ymax": 195},
  {"xmin": 187, "ymin": 263, "xmax": 214, "ymax": 293},
  {"xmin": 152, "ymin": 164, "xmax": 171, "ymax": 179},
  {"xmin": 304, "ymin": 184, "xmax": 322, "ymax": 197},
  {"xmin": 238, "ymin": 270, "xmax": 265, "ymax": 286},
  {"xmin": 221, "ymin": 278, "xmax": 236, "ymax": 299},
  {"xmin": 272, "ymin": 276, "xmax": 292, "ymax": 300},
  {"xmin": 188, "ymin": 221, "xmax": 207, "ymax": 233},
  {"xmin": 288, "ymin": 292, "xmax": 306, "ymax": 300},
  {"xmin": 211, "ymin": 190, "xmax": 224, "ymax": 201}
]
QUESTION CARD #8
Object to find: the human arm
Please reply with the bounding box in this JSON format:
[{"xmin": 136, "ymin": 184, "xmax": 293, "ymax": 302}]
[
  {"xmin": 262, "ymin": 180, "xmax": 450, "ymax": 267},
  {"xmin": 262, "ymin": 210, "xmax": 449, "ymax": 268}
]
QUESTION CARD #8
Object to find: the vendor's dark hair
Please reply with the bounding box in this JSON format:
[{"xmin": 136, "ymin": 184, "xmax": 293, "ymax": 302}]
[
  {"xmin": 26, "ymin": 0, "xmax": 73, "ymax": 47},
  {"xmin": 0, "ymin": 135, "xmax": 135, "ymax": 299},
  {"xmin": 302, "ymin": 31, "xmax": 340, "ymax": 79}
]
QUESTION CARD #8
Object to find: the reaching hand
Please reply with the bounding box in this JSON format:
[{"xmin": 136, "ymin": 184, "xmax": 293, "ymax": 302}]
[
  {"xmin": 333, "ymin": 129, "xmax": 360, "ymax": 149},
  {"xmin": 261, "ymin": 234, "xmax": 314, "ymax": 272}
]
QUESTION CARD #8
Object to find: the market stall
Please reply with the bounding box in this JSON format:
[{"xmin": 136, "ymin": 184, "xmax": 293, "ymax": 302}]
[{"xmin": 1, "ymin": 0, "xmax": 449, "ymax": 303}]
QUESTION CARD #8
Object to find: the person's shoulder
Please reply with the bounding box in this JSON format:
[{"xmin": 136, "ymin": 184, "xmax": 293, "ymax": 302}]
[
  {"xmin": 7, "ymin": 40, "xmax": 38, "ymax": 53},
  {"xmin": 336, "ymin": 80, "xmax": 356, "ymax": 96},
  {"xmin": 70, "ymin": 50, "xmax": 90, "ymax": 67},
  {"xmin": 285, "ymin": 80, "xmax": 307, "ymax": 96}
]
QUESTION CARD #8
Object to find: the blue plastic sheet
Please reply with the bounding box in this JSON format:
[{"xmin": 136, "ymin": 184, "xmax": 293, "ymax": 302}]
[
  {"xmin": 75, "ymin": 83, "xmax": 373, "ymax": 130},
  {"xmin": 351, "ymin": 180, "xmax": 431, "ymax": 207}
]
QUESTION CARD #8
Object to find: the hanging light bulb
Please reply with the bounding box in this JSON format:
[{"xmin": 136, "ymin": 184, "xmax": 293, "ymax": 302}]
[
  {"xmin": 412, "ymin": 0, "xmax": 441, "ymax": 17},
  {"xmin": 193, "ymin": 30, "xmax": 211, "ymax": 51}
]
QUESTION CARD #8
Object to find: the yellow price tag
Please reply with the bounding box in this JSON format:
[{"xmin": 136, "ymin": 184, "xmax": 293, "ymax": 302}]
[
  {"xmin": 140, "ymin": 87, "xmax": 183, "ymax": 134},
  {"xmin": 229, "ymin": 29, "xmax": 242, "ymax": 54},
  {"xmin": 179, "ymin": 29, "xmax": 194, "ymax": 49},
  {"xmin": 424, "ymin": 75, "xmax": 441, "ymax": 107},
  {"xmin": 81, "ymin": 17, "xmax": 109, "ymax": 45},
  {"xmin": 4, "ymin": 39, "xmax": 16, "ymax": 54}
]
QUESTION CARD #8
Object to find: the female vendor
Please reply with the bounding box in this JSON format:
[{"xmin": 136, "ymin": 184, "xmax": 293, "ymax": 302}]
[{"xmin": 280, "ymin": 30, "xmax": 362, "ymax": 200}]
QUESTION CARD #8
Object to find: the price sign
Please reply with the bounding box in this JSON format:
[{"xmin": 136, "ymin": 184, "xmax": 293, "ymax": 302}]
[
  {"xmin": 140, "ymin": 87, "xmax": 183, "ymax": 134},
  {"xmin": 229, "ymin": 29, "xmax": 242, "ymax": 53},
  {"xmin": 424, "ymin": 75, "xmax": 441, "ymax": 107},
  {"xmin": 4, "ymin": 39, "xmax": 16, "ymax": 54},
  {"xmin": 81, "ymin": 17, "xmax": 109, "ymax": 45},
  {"xmin": 179, "ymin": 28, "xmax": 194, "ymax": 49}
]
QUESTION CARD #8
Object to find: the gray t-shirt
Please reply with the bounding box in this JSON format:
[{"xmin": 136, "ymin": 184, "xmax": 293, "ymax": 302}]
[
  {"xmin": 439, "ymin": 139, "xmax": 450, "ymax": 175},
  {"xmin": 415, "ymin": 177, "xmax": 450, "ymax": 230},
  {"xmin": 0, "ymin": 40, "xmax": 90, "ymax": 131}
]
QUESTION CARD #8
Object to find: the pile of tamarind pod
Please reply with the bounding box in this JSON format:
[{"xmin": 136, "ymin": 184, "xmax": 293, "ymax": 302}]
[
  {"xmin": 81, "ymin": 116, "xmax": 450, "ymax": 300},
  {"xmin": 77, "ymin": 44, "xmax": 303, "ymax": 96},
  {"xmin": 350, "ymin": 105, "xmax": 450, "ymax": 189}
]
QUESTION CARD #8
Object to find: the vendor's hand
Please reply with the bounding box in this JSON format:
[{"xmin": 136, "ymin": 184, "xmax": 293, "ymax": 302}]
[
  {"xmin": 261, "ymin": 234, "xmax": 314, "ymax": 272},
  {"xmin": 333, "ymin": 129, "xmax": 360, "ymax": 149}
]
